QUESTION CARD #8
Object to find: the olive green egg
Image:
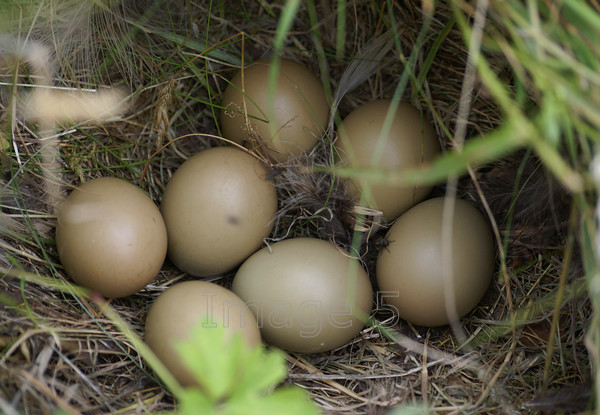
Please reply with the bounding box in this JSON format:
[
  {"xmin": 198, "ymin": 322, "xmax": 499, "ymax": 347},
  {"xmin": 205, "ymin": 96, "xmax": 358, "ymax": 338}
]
[
  {"xmin": 145, "ymin": 281, "xmax": 261, "ymax": 387},
  {"xmin": 160, "ymin": 146, "xmax": 277, "ymax": 277},
  {"xmin": 336, "ymin": 99, "xmax": 440, "ymax": 221},
  {"xmin": 376, "ymin": 197, "xmax": 495, "ymax": 327},
  {"xmin": 232, "ymin": 238, "xmax": 373, "ymax": 354},
  {"xmin": 221, "ymin": 58, "xmax": 329, "ymax": 162},
  {"xmin": 56, "ymin": 177, "xmax": 167, "ymax": 298}
]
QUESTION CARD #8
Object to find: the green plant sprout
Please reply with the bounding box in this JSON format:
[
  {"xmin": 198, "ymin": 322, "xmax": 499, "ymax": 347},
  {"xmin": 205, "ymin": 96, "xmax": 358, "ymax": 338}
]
[{"xmin": 174, "ymin": 324, "xmax": 320, "ymax": 415}]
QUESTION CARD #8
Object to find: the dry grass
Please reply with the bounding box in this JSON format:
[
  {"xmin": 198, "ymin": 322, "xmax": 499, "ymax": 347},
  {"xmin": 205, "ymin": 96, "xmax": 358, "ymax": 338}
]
[{"xmin": 0, "ymin": 0, "xmax": 593, "ymax": 414}]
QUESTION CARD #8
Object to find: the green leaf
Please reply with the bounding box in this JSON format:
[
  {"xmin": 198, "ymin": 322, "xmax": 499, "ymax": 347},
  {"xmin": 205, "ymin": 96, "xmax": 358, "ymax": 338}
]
[
  {"xmin": 226, "ymin": 387, "xmax": 320, "ymax": 415},
  {"xmin": 175, "ymin": 322, "xmax": 320, "ymax": 415},
  {"xmin": 231, "ymin": 346, "xmax": 288, "ymax": 398},
  {"xmin": 259, "ymin": 387, "xmax": 320, "ymax": 415},
  {"xmin": 175, "ymin": 324, "xmax": 243, "ymax": 402},
  {"xmin": 179, "ymin": 389, "xmax": 217, "ymax": 415}
]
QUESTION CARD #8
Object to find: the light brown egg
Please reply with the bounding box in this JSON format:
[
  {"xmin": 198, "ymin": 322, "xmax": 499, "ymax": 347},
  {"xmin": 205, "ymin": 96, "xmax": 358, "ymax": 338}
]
[
  {"xmin": 232, "ymin": 238, "xmax": 373, "ymax": 354},
  {"xmin": 55, "ymin": 177, "xmax": 167, "ymax": 298},
  {"xmin": 336, "ymin": 99, "xmax": 440, "ymax": 221},
  {"xmin": 376, "ymin": 197, "xmax": 495, "ymax": 327},
  {"xmin": 160, "ymin": 146, "xmax": 277, "ymax": 277},
  {"xmin": 144, "ymin": 281, "xmax": 261, "ymax": 387},
  {"xmin": 221, "ymin": 58, "xmax": 329, "ymax": 162}
]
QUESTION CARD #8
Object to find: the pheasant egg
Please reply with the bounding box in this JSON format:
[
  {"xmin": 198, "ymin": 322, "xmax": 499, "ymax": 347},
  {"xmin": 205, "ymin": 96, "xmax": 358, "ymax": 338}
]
[
  {"xmin": 221, "ymin": 58, "xmax": 329, "ymax": 162},
  {"xmin": 336, "ymin": 99, "xmax": 440, "ymax": 221},
  {"xmin": 232, "ymin": 238, "xmax": 373, "ymax": 353},
  {"xmin": 160, "ymin": 146, "xmax": 277, "ymax": 277},
  {"xmin": 145, "ymin": 281, "xmax": 261, "ymax": 387},
  {"xmin": 376, "ymin": 197, "xmax": 495, "ymax": 327},
  {"xmin": 56, "ymin": 177, "xmax": 167, "ymax": 298}
]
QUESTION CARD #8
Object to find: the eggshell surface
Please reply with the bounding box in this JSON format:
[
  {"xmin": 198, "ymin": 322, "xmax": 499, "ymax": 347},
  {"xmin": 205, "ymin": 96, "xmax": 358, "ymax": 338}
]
[
  {"xmin": 232, "ymin": 238, "xmax": 373, "ymax": 353},
  {"xmin": 337, "ymin": 99, "xmax": 440, "ymax": 221},
  {"xmin": 221, "ymin": 58, "xmax": 329, "ymax": 162},
  {"xmin": 55, "ymin": 177, "xmax": 167, "ymax": 298},
  {"xmin": 376, "ymin": 197, "xmax": 495, "ymax": 327},
  {"xmin": 144, "ymin": 281, "xmax": 261, "ymax": 387},
  {"xmin": 160, "ymin": 146, "xmax": 277, "ymax": 277}
]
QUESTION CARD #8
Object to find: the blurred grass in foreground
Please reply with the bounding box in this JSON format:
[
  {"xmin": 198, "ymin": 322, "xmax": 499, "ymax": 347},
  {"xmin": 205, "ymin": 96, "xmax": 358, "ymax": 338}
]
[
  {"xmin": 459, "ymin": 3, "xmax": 600, "ymax": 403},
  {"xmin": 331, "ymin": 0, "xmax": 600, "ymax": 407}
]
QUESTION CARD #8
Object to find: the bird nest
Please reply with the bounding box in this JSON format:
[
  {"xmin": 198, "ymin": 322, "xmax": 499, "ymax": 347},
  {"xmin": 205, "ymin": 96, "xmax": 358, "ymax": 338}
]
[{"xmin": 0, "ymin": 1, "xmax": 593, "ymax": 414}]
